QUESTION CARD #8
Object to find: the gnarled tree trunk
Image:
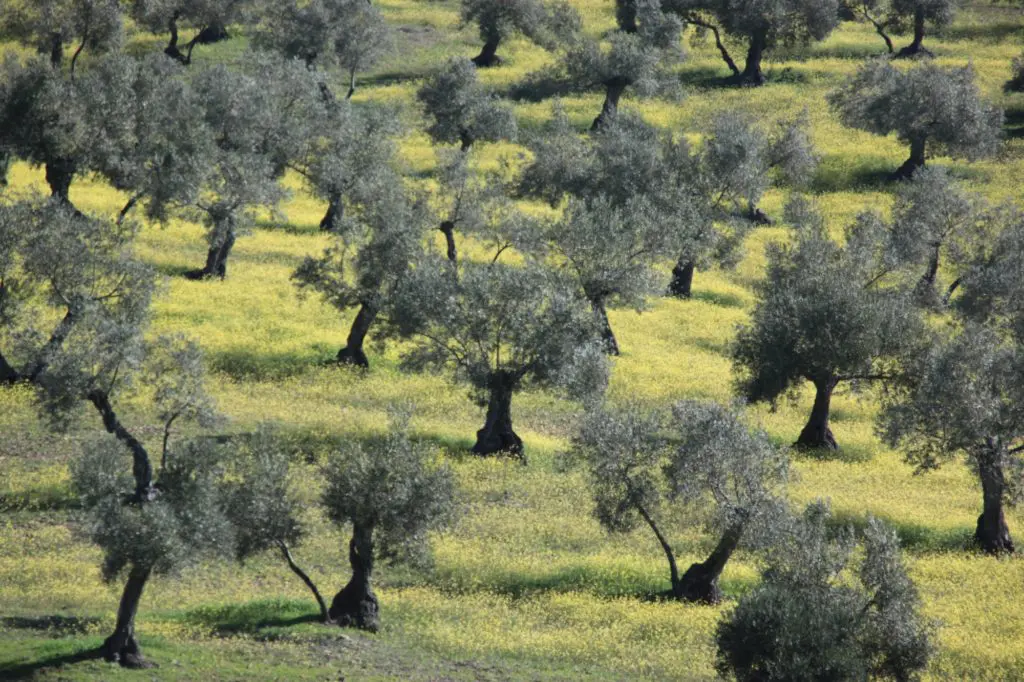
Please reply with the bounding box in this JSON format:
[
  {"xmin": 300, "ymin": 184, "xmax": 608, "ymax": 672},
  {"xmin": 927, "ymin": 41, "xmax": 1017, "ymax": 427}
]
[
  {"xmin": 320, "ymin": 191, "xmax": 344, "ymax": 232},
  {"xmin": 188, "ymin": 219, "xmax": 236, "ymax": 280},
  {"xmin": 590, "ymin": 296, "xmax": 620, "ymax": 356},
  {"xmin": 734, "ymin": 29, "xmax": 768, "ymax": 86},
  {"xmin": 616, "ymin": 0, "xmax": 638, "ymax": 33},
  {"xmin": 164, "ymin": 12, "xmax": 186, "ymax": 62},
  {"xmin": 669, "ymin": 259, "xmax": 695, "ymax": 299},
  {"xmin": 891, "ymin": 136, "xmax": 927, "ymax": 180},
  {"xmin": 46, "ymin": 158, "xmax": 77, "ymax": 204},
  {"xmin": 676, "ymin": 522, "xmax": 744, "ymax": 604},
  {"xmin": 439, "ymin": 221, "xmax": 458, "ymax": 263},
  {"xmin": 975, "ymin": 448, "xmax": 1014, "ymax": 554},
  {"xmin": 337, "ymin": 302, "xmax": 378, "ymax": 368},
  {"xmin": 196, "ymin": 22, "xmax": 229, "ymax": 45},
  {"xmin": 472, "ymin": 370, "xmax": 523, "ymax": 457},
  {"xmin": 329, "ymin": 523, "xmax": 379, "ymax": 631},
  {"xmin": 102, "ymin": 564, "xmax": 155, "ymax": 668},
  {"xmin": 591, "ymin": 79, "xmax": 627, "ymax": 131},
  {"xmin": 471, "ymin": 33, "xmax": 501, "ymax": 67},
  {"xmin": 895, "ymin": 7, "xmax": 932, "ymax": 58},
  {"xmin": 796, "ymin": 375, "xmax": 839, "ymax": 450}
]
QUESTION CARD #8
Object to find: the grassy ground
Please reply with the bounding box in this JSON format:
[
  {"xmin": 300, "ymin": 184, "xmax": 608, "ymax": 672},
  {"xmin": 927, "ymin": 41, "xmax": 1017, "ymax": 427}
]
[{"xmin": 3, "ymin": 1, "xmax": 1024, "ymax": 679}]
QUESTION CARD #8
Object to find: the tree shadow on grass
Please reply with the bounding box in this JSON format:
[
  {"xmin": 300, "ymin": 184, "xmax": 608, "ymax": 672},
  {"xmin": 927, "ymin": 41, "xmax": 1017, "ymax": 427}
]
[
  {"xmin": 829, "ymin": 510, "xmax": 975, "ymax": 554},
  {"xmin": 0, "ymin": 615, "xmax": 100, "ymax": 634},
  {"xmin": 1003, "ymin": 108, "xmax": 1024, "ymax": 139},
  {"xmin": 180, "ymin": 599, "xmax": 324, "ymax": 639},
  {"xmin": 691, "ymin": 289, "xmax": 748, "ymax": 310},
  {"xmin": 809, "ymin": 158, "xmax": 896, "ymax": 194},
  {"xmin": 0, "ymin": 646, "xmax": 103, "ymax": 680}
]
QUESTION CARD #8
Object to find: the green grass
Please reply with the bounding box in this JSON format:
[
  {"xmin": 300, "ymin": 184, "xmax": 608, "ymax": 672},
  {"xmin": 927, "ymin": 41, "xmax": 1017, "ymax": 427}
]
[{"xmin": 4, "ymin": 1, "xmax": 1024, "ymax": 679}]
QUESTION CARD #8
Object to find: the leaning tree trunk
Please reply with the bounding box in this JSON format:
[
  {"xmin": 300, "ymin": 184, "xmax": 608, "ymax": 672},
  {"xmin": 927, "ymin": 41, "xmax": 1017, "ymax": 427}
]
[
  {"xmin": 471, "ymin": 33, "xmax": 502, "ymax": 67},
  {"xmin": 329, "ymin": 523, "xmax": 379, "ymax": 632},
  {"xmin": 196, "ymin": 21, "xmax": 229, "ymax": 45},
  {"xmin": 320, "ymin": 191, "xmax": 344, "ymax": 232},
  {"xmin": 189, "ymin": 220, "xmax": 236, "ymax": 280},
  {"xmin": 102, "ymin": 564, "xmax": 155, "ymax": 668},
  {"xmin": 590, "ymin": 296, "xmax": 620, "ymax": 356},
  {"xmin": 45, "ymin": 158, "xmax": 76, "ymax": 204},
  {"xmin": 439, "ymin": 220, "xmax": 458, "ymax": 263},
  {"xmin": 976, "ymin": 449, "xmax": 1014, "ymax": 554},
  {"xmin": 676, "ymin": 522, "xmax": 744, "ymax": 604},
  {"xmin": 796, "ymin": 375, "xmax": 839, "ymax": 450},
  {"xmin": 895, "ymin": 7, "xmax": 931, "ymax": 58},
  {"xmin": 591, "ymin": 79, "xmax": 627, "ymax": 131},
  {"xmin": 164, "ymin": 12, "xmax": 186, "ymax": 62},
  {"xmin": 914, "ymin": 242, "xmax": 942, "ymax": 305},
  {"xmin": 668, "ymin": 260, "xmax": 695, "ymax": 299},
  {"xmin": 337, "ymin": 302, "xmax": 378, "ymax": 368},
  {"xmin": 472, "ymin": 370, "xmax": 524, "ymax": 457},
  {"xmin": 278, "ymin": 540, "xmax": 331, "ymax": 623},
  {"xmin": 734, "ymin": 30, "xmax": 768, "ymax": 86},
  {"xmin": 891, "ymin": 136, "xmax": 927, "ymax": 180}
]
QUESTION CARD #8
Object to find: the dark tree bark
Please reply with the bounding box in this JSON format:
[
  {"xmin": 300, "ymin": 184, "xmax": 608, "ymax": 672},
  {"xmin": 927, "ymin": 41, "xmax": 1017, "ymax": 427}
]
[
  {"xmin": 668, "ymin": 259, "xmax": 695, "ymax": 299},
  {"xmin": 87, "ymin": 390, "xmax": 156, "ymax": 501},
  {"xmin": 636, "ymin": 502, "xmax": 679, "ymax": 597},
  {"xmin": 329, "ymin": 523, "xmax": 379, "ymax": 631},
  {"xmin": 164, "ymin": 12, "xmax": 186, "ymax": 62},
  {"xmin": 101, "ymin": 564, "xmax": 155, "ymax": 668},
  {"xmin": 320, "ymin": 191, "xmax": 344, "ymax": 232},
  {"xmin": 895, "ymin": 7, "xmax": 933, "ymax": 58},
  {"xmin": 471, "ymin": 32, "xmax": 502, "ymax": 67},
  {"xmin": 864, "ymin": 10, "xmax": 895, "ymax": 54},
  {"xmin": 50, "ymin": 32, "xmax": 64, "ymax": 68},
  {"xmin": 45, "ymin": 158, "xmax": 77, "ymax": 204},
  {"xmin": 591, "ymin": 79, "xmax": 628, "ymax": 131},
  {"xmin": 616, "ymin": 0, "xmax": 638, "ymax": 33},
  {"xmin": 731, "ymin": 29, "xmax": 768, "ymax": 86},
  {"xmin": 796, "ymin": 375, "xmax": 839, "ymax": 450},
  {"xmin": 279, "ymin": 540, "xmax": 331, "ymax": 623},
  {"xmin": 590, "ymin": 297, "xmax": 620, "ymax": 356},
  {"xmin": 686, "ymin": 16, "xmax": 740, "ymax": 77},
  {"xmin": 187, "ymin": 223, "xmax": 236, "ymax": 280},
  {"xmin": 891, "ymin": 135, "xmax": 927, "ymax": 181},
  {"xmin": 472, "ymin": 370, "xmax": 524, "ymax": 457},
  {"xmin": 196, "ymin": 22, "xmax": 230, "ymax": 45},
  {"xmin": 676, "ymin": 523, "xmax": 744, "ymax": 604},
  {"xmin": 439, "ymin": 221, "xmax": 458, "ymax": 263},
  {"xmin": 975, "ymin": 449, "xmax": 1014, "ymax": 554},
  {"xmin": 337, "ymin": 302, "xmax": 378, "ymax": 368}
]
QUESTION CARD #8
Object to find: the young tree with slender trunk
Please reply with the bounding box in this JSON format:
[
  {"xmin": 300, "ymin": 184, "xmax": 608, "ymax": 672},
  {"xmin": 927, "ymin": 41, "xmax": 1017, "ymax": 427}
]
[
  {"xmin": 321, "ymin": 414, "xmax": 456, "ymax": 631},
  {"xmin": 226, "ymin": 428, "xmax": 332, "ymax": 622},
  {"xmin": 829, "ymin": 59, "xmax": 1002, "ymax": 180},
  {"xmin": 716, "ymin": 503, "xmax": 934, "ymax": 681},
  {"xmin": 733, "ymin": 199, "xmax": 926, "ymax": 450},
  {"xmin": 461, "ymin": 0, "xmax": 580, "ymax": 67},
  {"xmin": 0, "ymin": 0, "xmax": 124, "ymax": 71},
  {"xmin": 384, "ymin": 256, "xmax": 608, "ymax": 457},
  {"xmin": 572, "ymin": 400, "xmax": 788, "ymax": 604},
  {"xmin": 250, "ymin": 0, "xmax": 391, "ymax": 99},
  {"xmin": 293, "ymin": 184, "xmax": 429, "ymax": 368},
  {"xmin": 130, "ymin": 0, "xmax": 247, "ymax": 64},
  {"xmin": 417, "ymin": 58, "xmax": 517, "ymax": 262},
  {"xmin": 667, "ymin": 0, "xmax": 840, "ymax": 85}
]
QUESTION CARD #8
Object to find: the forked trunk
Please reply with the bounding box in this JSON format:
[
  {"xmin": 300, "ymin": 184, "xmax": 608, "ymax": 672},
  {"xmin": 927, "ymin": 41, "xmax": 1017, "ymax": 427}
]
[
  {"xmin": 890, "ymin": 136, "xmax": 927, "ymax": 181},
  {"xmin": 101, "ymin": 564, "xmax": 154, "ymax": 668},
  {"xmin": 46, "ymin": 158, "xmax": 76, "ymax": 204},
  {"xmin": 471, "ymin": 34, "xmax": 501, "ymax": 67},
  {"xmin": 590, "ymin": 296, "xmax": 620, "ymax": 356},
  {"xmin": 472, "ymin": 370, "xmax": 523, "ymax": 458},
  {"xmin": 439, "ymin": 220, "xmax": 458, "ymax": 263},
  {"xmin": 329, "ymin": 523, "xmax": 379, "ymax": 632},
  {"xmin": 896, "ymin": 8, "xmax": 932, "ymax": 58},
  {"xmin": 796, "ymin": 375, "xmax": 839, "ymax": 450},
  {"xmin": 975, "ymin": 449, "xmax": 1014, "ymax": 554},
  {"xmin": 676, "ymin": 523, "xmax": 744, "ymax": 604},
  {"xmin": 591, "ymin": 80, "xmax": 627, "ymax": 131},
  {"xmin": 320, "ymin": 191, "xmax": 344, "ymax": 232},
  {"xmin": 668, "ymin": 260, "xmax": 695, "ymax": 299},
  {"xmin": 337, "ymin": 302, "xmax": 378, "ymax": 368}
]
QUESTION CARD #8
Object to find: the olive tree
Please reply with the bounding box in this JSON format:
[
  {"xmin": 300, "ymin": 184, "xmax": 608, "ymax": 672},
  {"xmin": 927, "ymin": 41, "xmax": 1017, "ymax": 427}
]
[
  {"xmin": 733, "ymin": 199, "xmax": 925, "ymax": 450},
  {"xmin": 384, "ymin": 256, "xmax": 608, "ymax": 457},
  {"xmin": 0, "ymin": 199, "xmax": 229, "ymax": 667},
  {"xmin": 460, "ymin": 0, "xmax": 580, "ymax": 66},
  {"xmin": 226, "ymin": 429, "xmax": 331, "ymax": 622},
  {"xmin": 0, "ymin": 0, "xmax": 123, "ymax": 71},
  {"xmin": 293, "ymin": 184, "xmax": 428, "ymax": 368},
  {"xmin": 829, "ymin": 59, "xmax": 1002, "ymax": 179},
  {"xmin": 716, "ymin": 503, "xmax": 933, "ymax": 681},
  {"xmin": 417, "ymin": 58, "xmax": 517, "ymax": 260},
  {"xmin": 130, "ymin": 0, "xmax": 245, "ymax": 64},
  {"xmin": 669, "ymin": 0, "xmax": 840, "ymax": 85},
  {"xmin": 321, "ymin": 415, "xmax": 456, "ymax": 631},
  {"xmin": 843, "ymin": 0, "xmax": 958, "ymax": 56},
  {"xmin": 563, "ymin": 3, "xmax": 684, "ymax": 128},
  {"xmin": 572, "ymin": 400, "xmax": 788, "ymax": 603},
  {"xmin": 251, "ymin": 0, "xmax": 390, "ymax": 98}
]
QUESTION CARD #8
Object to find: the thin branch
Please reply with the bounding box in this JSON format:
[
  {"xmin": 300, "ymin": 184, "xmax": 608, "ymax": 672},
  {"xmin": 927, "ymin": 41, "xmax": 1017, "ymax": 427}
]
[{"xmin": 278, "ymin": 539, "xmax": 331, "ymax": 623}]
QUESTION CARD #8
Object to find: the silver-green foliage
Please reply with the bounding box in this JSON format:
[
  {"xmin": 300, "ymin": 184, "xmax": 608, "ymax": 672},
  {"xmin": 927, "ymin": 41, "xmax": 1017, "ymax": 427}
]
[{"xmin": 417, "ymin": 58, "xmax": 517, "ymax": 148}]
